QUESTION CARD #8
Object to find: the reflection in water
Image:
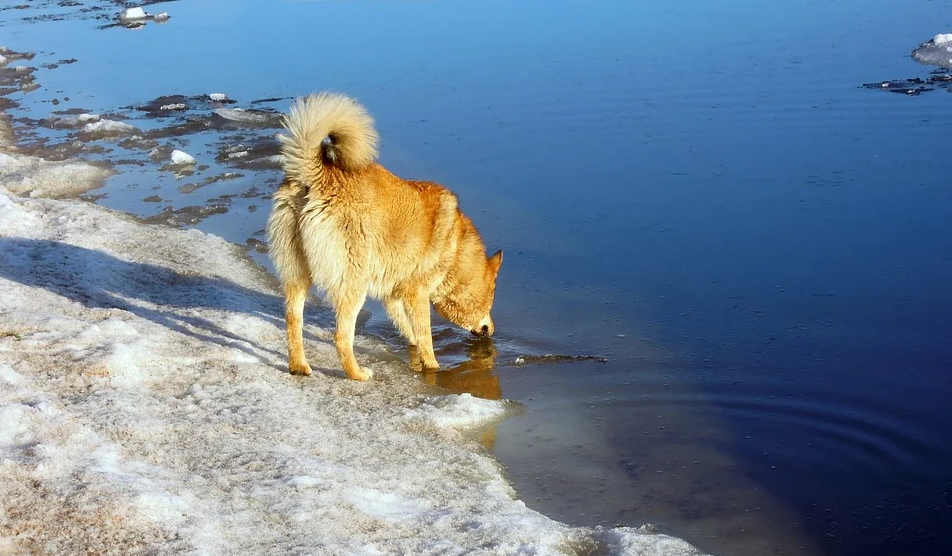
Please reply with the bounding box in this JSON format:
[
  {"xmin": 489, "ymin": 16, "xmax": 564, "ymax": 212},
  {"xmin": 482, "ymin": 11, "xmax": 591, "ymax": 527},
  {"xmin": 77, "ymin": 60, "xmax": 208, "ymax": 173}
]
[{"xmin": 412, "ymin": 338, "xmax": 503, "ymax": 448}]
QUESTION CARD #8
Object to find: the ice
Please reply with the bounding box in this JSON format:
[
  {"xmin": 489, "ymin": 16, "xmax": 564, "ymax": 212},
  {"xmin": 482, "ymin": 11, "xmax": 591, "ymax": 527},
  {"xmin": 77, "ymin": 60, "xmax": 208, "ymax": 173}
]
[
  {"xmin": 154, "ymin": 12, "xmax": 171, "ymax": 22},
  {"xmin": 912, "ymin": 33, "xmax": 952, "ymax": 69},
  {"xmin": 121, "ymin": 7, "xmax": 148, "ymax": 21},
  {"xmin": 82, "ymin": 118, "xmax": 139, "ymax": 138},
  {"xmin": 0, "ymin": 147, "xmax": 706, "ymax": 555},
  {"xmin": 0, "ymin": 152, "xmax": 111, "ymax": 198},
  {"xmin": 407, "ymin": 393, "xmax": 511, "ymax": 431},
  {"xmin": 47, "ymin": 113, "xmax": 100, "ymax": 129},
  {"xmin": 208, "ymin": 93, "xmax": 229, "ymax": 102},
  {"xmin": 214, "ymin": 107, "xmax": 282, "ymax": 126},
  {"xmin": 170, "ymin": 149, "xmax": 196, "ymax": 165},
  {"xmin": 0, "ymin": 55, "xmax": 7, "ymax": 67}
]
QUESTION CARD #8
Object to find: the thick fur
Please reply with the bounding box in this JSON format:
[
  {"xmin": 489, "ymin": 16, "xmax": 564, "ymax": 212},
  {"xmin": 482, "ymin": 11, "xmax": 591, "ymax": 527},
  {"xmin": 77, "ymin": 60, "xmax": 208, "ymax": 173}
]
[{"xmin": 267, "ymin": 92, "xmax": 503, "ymax": 380}]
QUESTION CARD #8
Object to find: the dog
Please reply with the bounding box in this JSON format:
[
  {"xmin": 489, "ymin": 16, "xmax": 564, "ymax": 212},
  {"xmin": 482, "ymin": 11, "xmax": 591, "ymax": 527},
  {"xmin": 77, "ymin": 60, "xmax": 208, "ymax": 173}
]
[{"xmin": 267, "ymin": 92, "xmax": 503, "ymax": 381}]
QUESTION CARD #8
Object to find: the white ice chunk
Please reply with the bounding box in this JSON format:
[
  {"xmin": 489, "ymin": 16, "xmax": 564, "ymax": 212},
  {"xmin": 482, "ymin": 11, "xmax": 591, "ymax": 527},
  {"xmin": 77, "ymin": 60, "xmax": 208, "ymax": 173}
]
[
  {"xmin": 121, "ymin": 7, "xmax": 148, "ymax": 21},
  {"xmin": 154, "ymin": 12, "xmax": 170, "ymax": 22},
  {"xmin": 214, "ymin": 108, "xmax": 275, "ymax": 124},
  {"xmin": 160, "ymin": 103, "xmax": 186, "ymax": 111},
  {"xmin": 0, "ymin": 55, "xmax": 7, "ymax": 67},
  {"xmin": 82, "ymin": 119, "xmax": 138, "ymax": 136},
  {"xmin": 170, "ymin": 149, "xmax": 196, "ymax": 165},
  {"xmin": 208, "ymin": 93, "xmax": 228, "ymax": 102},
  {"xmin": 913, "ymin": 35, "xmax": 952, "ymax": 69}
]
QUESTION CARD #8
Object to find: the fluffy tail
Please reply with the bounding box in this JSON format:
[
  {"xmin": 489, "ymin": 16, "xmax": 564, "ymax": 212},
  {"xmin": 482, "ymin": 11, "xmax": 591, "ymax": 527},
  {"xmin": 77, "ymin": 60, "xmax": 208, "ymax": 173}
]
[{"xmin": 279, "ymin": 92, "xmax": 378, "ymax": 186}]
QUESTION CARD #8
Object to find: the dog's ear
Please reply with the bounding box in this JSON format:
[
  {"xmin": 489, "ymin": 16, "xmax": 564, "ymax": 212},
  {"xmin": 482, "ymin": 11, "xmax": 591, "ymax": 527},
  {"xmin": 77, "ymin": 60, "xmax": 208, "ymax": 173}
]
[{"xmin": 488, "ymin": 250, "xmax": 504, "ymax": 275}]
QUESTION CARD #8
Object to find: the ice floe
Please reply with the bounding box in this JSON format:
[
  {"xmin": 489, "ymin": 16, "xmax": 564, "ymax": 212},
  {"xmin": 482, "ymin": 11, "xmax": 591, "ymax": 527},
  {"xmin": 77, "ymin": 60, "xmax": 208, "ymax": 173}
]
[
  {"xmin": 120, "ymin": 7, "xmax": 148, "ymax": 21},
  {"xmin": 0, "ymin": 146, "xmax": 706, "ymax": 555},
  {"xmin": 170, "ymin": 149, "xmax": 196, "ymax": 165},
  {"xmin": 81, "ymin": 118, "xmax": 139, "ymax": 138},
  {"xmin": 213, "ymin": 107, "xmax": 283, "ymax": 126},
  {"xmin": 117, "ymin": 6, "xmax": 171, "ymax": 29},
  {"xmin": 912, "ymin": 32, "xmax": 952, "ymax": 70}
]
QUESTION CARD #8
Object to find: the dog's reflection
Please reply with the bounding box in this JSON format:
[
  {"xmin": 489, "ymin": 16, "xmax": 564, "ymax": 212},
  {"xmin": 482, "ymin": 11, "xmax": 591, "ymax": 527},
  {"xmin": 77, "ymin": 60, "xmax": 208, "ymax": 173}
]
[{"xmin": 410, "ymin": 337, "xmax": 502, "ymax": 448}]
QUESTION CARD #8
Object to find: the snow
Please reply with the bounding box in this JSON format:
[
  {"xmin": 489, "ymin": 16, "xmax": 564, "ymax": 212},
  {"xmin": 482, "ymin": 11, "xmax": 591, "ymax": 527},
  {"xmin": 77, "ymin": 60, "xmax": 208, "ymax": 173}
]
[
  {"xmin": 169, "ymin": 149, "xmax": 196, "ymax": 165},
  {"xmin": 407, "ymin": 393, "xmax": 511, "ymax": 430},
  {"xmin": 213, "ymin": 107, "xmax": 279, "ymax": 125},
  {"xmin": 0, "ymin": 149, "xmax": 706, "ymax": 555},
  {"xmin": 913, "ymin": 34, "xmax": 952, "ymax": 69},
  {"xmin": 208, "ymin": 93, "xmax": 228, "ymax": 102},
  {"xmin": 82, "ymin": 119, "xmax": 139, "ymax": 137},
  {"xmin": 0, "ymin": 152, "xmax": 111, "ymax": 198},
  {"xmin": 121, "ymin": 7, "xmax": 148, "ymax": 21},
  {"xmin": 0, "ymin": 55, "xmax": 7, "ymax": 67}
]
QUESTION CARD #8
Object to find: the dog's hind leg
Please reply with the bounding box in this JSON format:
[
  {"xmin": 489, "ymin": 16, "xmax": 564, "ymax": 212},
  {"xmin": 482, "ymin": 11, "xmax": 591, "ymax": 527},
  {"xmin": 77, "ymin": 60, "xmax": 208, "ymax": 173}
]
[
  {"xmin": 404, "ymin": 289, "xmax": 439, "ymax": 371},
  {"xmin": 333, "ymin": 288, "xmax": 373, "ymax": 381},
  {"xmin": 284, "ymin": 278, "xmax": 313, "ymax": 376},
  {"xmin": 384, "ymin": 295, "xmax": 416, "ymax": 345}
]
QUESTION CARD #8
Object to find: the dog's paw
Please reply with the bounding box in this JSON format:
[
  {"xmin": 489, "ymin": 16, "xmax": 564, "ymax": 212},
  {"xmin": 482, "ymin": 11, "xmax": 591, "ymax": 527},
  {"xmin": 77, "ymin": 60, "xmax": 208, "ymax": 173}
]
[
  {"xmin": 289, "ymin": 362, "xmax": 313, "ymax": 376},
  {"xmin": 346, "ymin": 366, "xmax": 374, "ymax": 381}
]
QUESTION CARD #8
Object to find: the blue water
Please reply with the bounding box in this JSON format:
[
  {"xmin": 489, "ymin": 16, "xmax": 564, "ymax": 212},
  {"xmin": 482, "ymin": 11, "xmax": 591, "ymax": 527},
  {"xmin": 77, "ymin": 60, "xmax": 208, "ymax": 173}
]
[{"xmin": 2, "ymin": 1, "xmax": 952, "ymax": 554}]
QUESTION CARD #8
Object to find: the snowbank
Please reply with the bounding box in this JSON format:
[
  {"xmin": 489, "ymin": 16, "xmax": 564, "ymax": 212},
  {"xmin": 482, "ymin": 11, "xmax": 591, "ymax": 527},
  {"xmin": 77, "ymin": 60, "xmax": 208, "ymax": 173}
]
[{"xmin": 0, "ymin": 149, "xmax": 704, "ymax": 555}]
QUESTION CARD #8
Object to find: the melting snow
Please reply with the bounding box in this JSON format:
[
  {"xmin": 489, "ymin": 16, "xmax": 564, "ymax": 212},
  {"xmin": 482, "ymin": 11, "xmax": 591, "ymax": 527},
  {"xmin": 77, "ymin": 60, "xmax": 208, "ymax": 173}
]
[
  {"xmin": 0, "ymin": 152, "xmax": 111, "ymax": 198},
  {"xmin": 170, "ymin": 149, "xmax": 196, "ymax": 165},
  {"xmin": 120, "ymin": 7, "xmax": 148, "ymax": 21},
  {"xmin": 0, "ymin": 149, "xmax": 705, "ymax": 555},
  {"xmin": 214, "ymin": 107, "xmax": 280, "ymax": 125},
  {"xmin": 912, "ymin": 33, "xmax": 952, "ymax": 69},
  {"xmin": 82, "ymin": 118, "xmax": 139, "ymax": 137}
]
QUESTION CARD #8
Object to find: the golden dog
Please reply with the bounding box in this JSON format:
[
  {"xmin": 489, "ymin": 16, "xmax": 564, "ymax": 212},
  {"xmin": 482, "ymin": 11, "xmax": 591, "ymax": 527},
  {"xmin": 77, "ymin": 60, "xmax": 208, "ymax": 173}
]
[{"xmin": 267, "ymin": 92, "xmax": 503, "ymax": 380}]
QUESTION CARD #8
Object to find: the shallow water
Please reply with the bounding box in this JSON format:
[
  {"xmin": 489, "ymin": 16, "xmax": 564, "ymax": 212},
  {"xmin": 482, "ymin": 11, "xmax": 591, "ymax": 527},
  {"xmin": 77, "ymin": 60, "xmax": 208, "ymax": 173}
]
[{"xmin": 3, "ymin": 1, "xmax": 952, "ymax": 555}]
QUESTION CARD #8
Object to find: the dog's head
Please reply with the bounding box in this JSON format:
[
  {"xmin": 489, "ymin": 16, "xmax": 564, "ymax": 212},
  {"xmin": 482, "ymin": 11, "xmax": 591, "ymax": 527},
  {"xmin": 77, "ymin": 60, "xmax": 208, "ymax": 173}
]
[{"xmin": 433, "ymin": 248, "xmax": 503, "ymax": 337}]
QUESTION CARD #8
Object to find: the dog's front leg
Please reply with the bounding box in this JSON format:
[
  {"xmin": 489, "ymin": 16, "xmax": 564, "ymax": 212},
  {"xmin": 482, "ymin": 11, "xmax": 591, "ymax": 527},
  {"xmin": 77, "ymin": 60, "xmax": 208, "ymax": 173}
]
[
  {"xmin": 333, "ymin": 289, "xmax": 373, "ymax": 381},
  {"xmin": 404, "ymin": 290, "xmax": 439, "ymax": 371}
]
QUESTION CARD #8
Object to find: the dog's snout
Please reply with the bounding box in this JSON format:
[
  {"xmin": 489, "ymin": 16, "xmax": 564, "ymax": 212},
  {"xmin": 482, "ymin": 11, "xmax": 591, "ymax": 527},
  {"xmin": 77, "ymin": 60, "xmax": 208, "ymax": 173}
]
[{"xmin": 471, "ymin": 316, "xmax": 494, "ymax": 337}]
